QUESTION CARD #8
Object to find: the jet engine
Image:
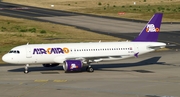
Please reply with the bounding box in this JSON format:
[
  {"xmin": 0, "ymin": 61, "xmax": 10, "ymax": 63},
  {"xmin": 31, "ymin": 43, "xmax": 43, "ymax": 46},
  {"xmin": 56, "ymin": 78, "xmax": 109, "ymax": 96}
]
[
  {"xmin": 42, "ymin": 63, "xmax": 59, "ymax": 67},
  {"xmin": 63, "ymin": 60, "xmax": 83, "ymax": 72}
]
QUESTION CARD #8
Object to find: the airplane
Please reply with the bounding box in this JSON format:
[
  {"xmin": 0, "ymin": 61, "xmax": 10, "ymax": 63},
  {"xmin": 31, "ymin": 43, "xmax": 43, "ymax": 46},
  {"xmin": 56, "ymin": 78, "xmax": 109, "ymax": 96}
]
[{"xmin": 2, "ymin": 13, "xmax": 166, "ymax": 74}]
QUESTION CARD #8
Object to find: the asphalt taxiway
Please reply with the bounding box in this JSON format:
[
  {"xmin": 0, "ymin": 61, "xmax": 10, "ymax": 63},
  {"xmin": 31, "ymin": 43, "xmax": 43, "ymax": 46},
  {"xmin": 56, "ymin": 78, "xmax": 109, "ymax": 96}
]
[{"xmin": 0, "ymin": 51, "xmax": 180, "ymax": 97}]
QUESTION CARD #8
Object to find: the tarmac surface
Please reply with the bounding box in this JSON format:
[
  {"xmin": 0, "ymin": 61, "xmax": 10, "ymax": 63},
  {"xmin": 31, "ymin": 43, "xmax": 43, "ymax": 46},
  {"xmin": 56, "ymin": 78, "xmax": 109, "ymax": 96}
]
[
  {"xmin": 0, "ymin": 51, "xmax": 180, "ymax": 97},
  {"xmin": 0, "ymin": 2, "xmax": 180, "ymax": 97}
]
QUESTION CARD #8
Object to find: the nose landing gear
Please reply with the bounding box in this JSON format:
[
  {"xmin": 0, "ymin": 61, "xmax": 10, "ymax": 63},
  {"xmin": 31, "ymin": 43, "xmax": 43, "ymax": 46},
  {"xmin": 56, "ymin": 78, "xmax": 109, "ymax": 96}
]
[{"xmin": 24, "ymin": 64, "xmax": 29, "ymax": 74}]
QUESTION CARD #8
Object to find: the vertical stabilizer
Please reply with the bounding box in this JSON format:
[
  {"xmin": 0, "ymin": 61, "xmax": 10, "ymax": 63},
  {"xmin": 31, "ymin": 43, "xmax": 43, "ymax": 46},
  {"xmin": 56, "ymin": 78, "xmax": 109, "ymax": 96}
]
[{"xmin": 133, "ymin": 13, "xmax": 163, "ymax": 42}]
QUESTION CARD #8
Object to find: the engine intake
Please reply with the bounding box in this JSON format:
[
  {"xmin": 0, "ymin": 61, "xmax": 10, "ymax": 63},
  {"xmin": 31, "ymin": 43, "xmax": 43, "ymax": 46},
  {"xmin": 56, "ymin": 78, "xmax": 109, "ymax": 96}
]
[{"xmin": 63, "ymin": 60, "xmax": 83, "ymax": 72}]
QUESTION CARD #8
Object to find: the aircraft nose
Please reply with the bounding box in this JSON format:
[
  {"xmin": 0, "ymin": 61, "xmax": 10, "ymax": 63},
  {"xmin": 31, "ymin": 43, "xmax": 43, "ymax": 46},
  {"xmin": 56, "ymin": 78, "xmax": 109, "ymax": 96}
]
[{"xmin": 2, "ymin": 54, "xmax": 10, "ymax": 63}]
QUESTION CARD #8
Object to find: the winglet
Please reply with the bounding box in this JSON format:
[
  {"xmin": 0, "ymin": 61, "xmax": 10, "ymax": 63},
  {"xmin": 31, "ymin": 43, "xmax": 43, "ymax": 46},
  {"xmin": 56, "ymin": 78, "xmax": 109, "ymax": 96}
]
[{"xmin": 133, "ymin": 13, "xmax": 163, "ymax": 42}]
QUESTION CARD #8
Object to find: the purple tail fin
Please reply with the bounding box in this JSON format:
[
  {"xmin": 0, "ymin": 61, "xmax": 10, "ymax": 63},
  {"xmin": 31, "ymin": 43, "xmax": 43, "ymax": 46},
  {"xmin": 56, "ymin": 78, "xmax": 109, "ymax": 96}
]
[{"xmin": 133, "ymin": 13, "xmax": 163, "ymax": 42}]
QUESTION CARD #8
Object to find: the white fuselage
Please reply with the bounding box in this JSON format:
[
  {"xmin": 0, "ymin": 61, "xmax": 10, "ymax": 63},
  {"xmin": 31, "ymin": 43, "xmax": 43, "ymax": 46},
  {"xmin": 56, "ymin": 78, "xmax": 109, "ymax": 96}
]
[{"xmin": 2, "ymin": 41, "xmax": 166, "ymax": 65}]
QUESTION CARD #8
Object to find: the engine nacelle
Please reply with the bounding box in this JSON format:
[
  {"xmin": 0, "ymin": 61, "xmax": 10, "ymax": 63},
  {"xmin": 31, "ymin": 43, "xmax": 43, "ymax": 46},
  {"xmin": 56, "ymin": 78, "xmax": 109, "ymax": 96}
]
[
  {"xmin": 63, "ymin": 60, "xmax": 83, "ymax": 72},
  {"xmin": 42, "ymin": 63, "xmax": 59, "ymax": 67}
]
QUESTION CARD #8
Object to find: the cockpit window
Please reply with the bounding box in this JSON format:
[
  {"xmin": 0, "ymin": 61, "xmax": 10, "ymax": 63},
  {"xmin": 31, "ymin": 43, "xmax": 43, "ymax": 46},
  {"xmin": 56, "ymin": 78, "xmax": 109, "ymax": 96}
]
[
  {"xmin": 9, "ymin": 50, "xmax": 20, "ymax": 54},
  {"xmin": 9, "ymin": 50, "xmax": 13, "ymax": 53}
]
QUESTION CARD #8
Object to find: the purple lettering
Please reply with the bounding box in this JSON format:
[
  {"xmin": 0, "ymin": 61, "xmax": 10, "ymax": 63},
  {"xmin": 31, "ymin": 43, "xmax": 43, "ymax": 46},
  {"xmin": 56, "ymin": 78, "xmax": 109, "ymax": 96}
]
[
  {"xmin": 51, "ymin": 48, "xmax": 57, "ymax": 54},
  {"xmin": 33, "ymin": 47, "xmax": 67, "ymax": 54},
  {"xmin": 57, "ymin": 48, "xmax": 64, "ymax": 54},
  {"xmin": 40, "ymin": 48, "xmax": 47, "ymax": 54},
  {"xmin": 33, "ymin": 48, "xmax": 39, "ymax": 54},
  {"xmin": 55, "ymin": 48, "xmax": 58, "ymax": 54}
]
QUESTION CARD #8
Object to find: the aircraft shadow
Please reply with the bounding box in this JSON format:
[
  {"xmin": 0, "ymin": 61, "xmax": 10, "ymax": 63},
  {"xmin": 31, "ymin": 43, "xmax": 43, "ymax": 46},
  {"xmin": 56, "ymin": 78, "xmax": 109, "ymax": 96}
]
[
  {"xmin": 93, "ymin": 56, "xmax": 163, "ymax": 69},
  {"xmin": 90, "ymin": 56, "xmax": 164, "ymax": 73},
  {"xmin": 7, "ymin": 56, "xmax": 165, "ymax": 73}
]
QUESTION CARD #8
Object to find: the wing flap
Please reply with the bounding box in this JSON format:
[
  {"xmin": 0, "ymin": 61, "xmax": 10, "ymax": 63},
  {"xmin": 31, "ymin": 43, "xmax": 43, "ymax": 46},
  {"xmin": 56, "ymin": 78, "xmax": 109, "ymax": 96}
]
[
  {"xmin": 66, "ymin": 55, "xmax": 124, "ymax": 60},
  {"xmin": 54, "ymin": 55, "xmax": 130, "ymax": 63}
]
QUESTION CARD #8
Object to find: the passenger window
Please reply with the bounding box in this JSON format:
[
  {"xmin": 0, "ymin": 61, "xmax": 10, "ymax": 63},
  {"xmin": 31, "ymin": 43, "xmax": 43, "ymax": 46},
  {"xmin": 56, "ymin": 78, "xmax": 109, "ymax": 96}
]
[
  {"xmin": 13, "ymin": 51, "xmax": 17, "ymax": 53},
  {"xmin": 17, "ymin": 50, "xmax": 20, "ymax": 54},
  {"xmin": 9, "ymin": 50, "xmax": 13, "ymax": 53}
]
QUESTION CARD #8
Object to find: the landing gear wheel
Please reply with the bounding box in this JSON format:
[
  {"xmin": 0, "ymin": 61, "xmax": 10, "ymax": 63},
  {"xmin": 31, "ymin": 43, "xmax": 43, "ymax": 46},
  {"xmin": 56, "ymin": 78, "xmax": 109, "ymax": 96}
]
[
  {"xmin": 24, "ymin": 70, "xmax": 29, "ymax": 74},
  {"xmin": 89, "ymin": 67, "xmax": 94, "ymax": 72},
  {"xmin": 87, "ymin": 67, "xmax": 94, "ymax": 72},
  {"xmin": 24, "ymin": 64, "xmax": 29, "ymax": 74}
]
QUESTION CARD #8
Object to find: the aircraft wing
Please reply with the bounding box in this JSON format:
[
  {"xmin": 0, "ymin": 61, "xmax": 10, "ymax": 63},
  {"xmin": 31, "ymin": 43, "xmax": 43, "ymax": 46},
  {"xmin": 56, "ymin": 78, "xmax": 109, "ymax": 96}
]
[{"xmin": 53, "ymin": 55, "xmax": 130, "ymax": 63}]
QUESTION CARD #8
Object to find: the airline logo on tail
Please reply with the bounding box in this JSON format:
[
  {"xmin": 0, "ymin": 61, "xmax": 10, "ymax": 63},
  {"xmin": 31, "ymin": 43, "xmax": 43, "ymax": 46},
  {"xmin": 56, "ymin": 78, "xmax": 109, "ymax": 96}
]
[
  {"xmin": 133, "ymin": 13, "xmax": 162, "ymax": 41},
  {"xmin": 146, "ymin": 24, "xmax": 160, "ymax": 33}
]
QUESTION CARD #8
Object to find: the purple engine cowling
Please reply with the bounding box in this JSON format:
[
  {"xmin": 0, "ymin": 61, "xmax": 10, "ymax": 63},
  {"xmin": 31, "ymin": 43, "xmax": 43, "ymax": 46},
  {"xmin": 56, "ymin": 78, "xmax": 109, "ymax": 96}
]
[{"xmin": 63, "ymin": 60, "xmax": 83, "ymax": 71}]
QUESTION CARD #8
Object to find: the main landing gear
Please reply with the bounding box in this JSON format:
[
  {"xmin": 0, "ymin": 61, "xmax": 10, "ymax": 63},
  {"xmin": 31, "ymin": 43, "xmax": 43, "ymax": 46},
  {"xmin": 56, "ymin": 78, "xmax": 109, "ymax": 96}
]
[
  {"xmin": 86, "ymin": 65, "xmax": 94, "ymax": 72},
  {"xmin": 23, "ymin": 63, "xmax": 94, "ymax": 73},
  {"xmin": 24, "ymin": 64, "xmax": 29, "ymax": 74}
]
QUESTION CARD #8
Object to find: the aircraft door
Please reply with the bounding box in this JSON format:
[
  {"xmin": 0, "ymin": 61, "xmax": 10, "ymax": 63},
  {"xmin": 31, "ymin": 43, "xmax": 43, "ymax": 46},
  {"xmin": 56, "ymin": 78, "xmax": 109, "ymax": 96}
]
[{"xmin": 26, "ymin": 47, "xmax": 32, "ymax": 58}]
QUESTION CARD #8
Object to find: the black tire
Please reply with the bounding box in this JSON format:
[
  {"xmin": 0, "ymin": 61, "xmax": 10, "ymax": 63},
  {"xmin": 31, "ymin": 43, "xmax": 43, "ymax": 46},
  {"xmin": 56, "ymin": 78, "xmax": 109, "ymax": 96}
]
[
  {"xmin": 24, "ymin": 70, "xmax": 29, "ymax": 74},
  {"xmin": 87, "ymin": 67, "xmax": 94, "ymax": 72}
]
